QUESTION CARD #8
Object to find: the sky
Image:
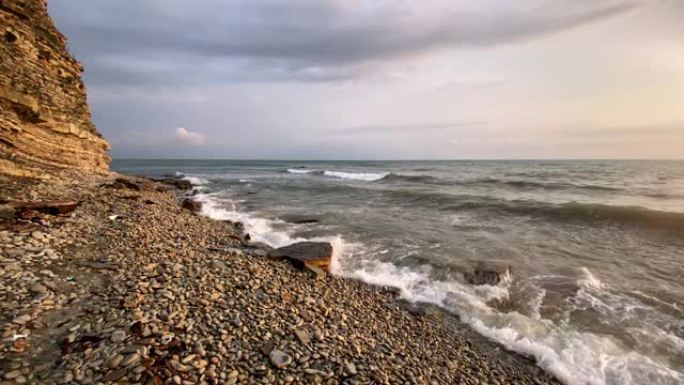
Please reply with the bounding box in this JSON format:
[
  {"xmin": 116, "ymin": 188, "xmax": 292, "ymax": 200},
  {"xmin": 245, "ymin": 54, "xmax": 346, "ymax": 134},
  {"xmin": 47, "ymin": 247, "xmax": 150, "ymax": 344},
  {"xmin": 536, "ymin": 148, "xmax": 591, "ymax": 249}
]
[{"xmin": 48, "ymin": 0, "xmax": 684, "ymax": 160}]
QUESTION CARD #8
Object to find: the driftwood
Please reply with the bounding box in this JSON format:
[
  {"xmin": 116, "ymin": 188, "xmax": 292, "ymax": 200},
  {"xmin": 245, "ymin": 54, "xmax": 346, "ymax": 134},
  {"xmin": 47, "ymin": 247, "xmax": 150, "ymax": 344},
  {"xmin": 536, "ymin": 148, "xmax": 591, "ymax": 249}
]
[{"xmin": 5, "ymin": 200, "xmax": 79, "ymax": 216}]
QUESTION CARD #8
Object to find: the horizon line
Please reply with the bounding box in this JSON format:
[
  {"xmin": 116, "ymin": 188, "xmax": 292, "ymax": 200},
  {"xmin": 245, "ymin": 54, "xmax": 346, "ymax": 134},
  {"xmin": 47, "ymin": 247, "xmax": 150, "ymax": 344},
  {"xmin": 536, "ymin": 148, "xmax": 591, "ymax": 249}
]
[{"xmin": 110, "ymin": 158, "xmax": 684, "ymax": 162}]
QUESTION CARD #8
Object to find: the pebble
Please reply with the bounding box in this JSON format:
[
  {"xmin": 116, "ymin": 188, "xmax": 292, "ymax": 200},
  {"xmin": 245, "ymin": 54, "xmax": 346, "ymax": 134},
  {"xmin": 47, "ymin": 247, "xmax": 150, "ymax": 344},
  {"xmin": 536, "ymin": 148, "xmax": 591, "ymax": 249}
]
[
  {"xmin": 12, "ymin": 314, "xmax": 31, "ymax": 325},
  {"xmin": 294, "ymin": 328, "xmax": 310, "ymax": 345},
  {"xmin": 31, "ymin": 231, "xmax": 47, "ymax": 242},
  {"xmin": 194, "ymin": 341, "xmax": 206, "ymax": 356},
  {"xmin": 120, "ymin": 353, "xmax": 141, "ymax": 367},
  {"xmin": 103, "ymin": 368, "xmax": 127, "ymax": 382},
  {"xmin": 346, "ymin": 361, "xmax": 358, "ymax": 375},
  {"xmin": 111, "ymin": 329, "xmax": 126, "ymax": 343},
  {"xmin": 269, "ymin": 350, "xmax": 293, "ymax": 369},
  {"xmin": 108, "ymin": 354, "xmax": 124, "ymax": 368},
  {"xmin": 4, "ymin": 370, "xmax": 21, "ymax": 380},
  {"xmin": 30, "ymin": 282, "xmax": 47, "ymax": 293}
]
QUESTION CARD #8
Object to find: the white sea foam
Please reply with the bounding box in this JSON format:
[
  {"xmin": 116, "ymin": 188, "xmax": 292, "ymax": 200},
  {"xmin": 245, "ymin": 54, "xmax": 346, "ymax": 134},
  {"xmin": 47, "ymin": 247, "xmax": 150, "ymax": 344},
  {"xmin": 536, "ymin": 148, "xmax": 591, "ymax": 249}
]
[
  {"xmin": 286, "ymin": 168, "xmax": 387, "ymax": 181},
  {"xmin": 175, "ymin": 172, "xmax": 210, "ymax": 186},
  {"xmin": 190, "ymin": 188, "xmax": 683, "ymax": 385},
  {"xmin": 195, "ymin": 192, "xmax": 350, "ymax": 255},
  {"xmin": 578, "ymin": 267, "xmax": 603, "ymax": 290},
  {"xmin": 287, "ymin": 168, "xmax": 315, "ymax": 174},
  {"xmin": 335, "ymin": 255, "xmax": 684, "ymax": 385},
  {"xmin": 323, "ymin": 171, "xmax": 387, "ymax": 181}
]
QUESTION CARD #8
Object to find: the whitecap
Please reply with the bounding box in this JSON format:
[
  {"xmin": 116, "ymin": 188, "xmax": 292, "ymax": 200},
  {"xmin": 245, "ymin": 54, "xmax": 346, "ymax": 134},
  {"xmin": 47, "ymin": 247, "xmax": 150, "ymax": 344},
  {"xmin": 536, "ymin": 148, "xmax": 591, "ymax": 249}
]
[
  {"xmin": 287, "ymin": 168, "xmax": 316, "ymax": 174},
  {"xmin": 323, "ymin": 170, "xmax": 387, "ymax": 181},
  {"xmin": 175, "ymin": 172, "xmax": 210, "ymax": 186}
]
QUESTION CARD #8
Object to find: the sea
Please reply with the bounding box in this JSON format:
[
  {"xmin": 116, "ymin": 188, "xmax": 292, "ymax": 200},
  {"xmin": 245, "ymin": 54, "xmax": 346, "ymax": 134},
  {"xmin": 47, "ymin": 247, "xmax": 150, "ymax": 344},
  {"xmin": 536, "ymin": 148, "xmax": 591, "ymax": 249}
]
[{"xmin": 112, "ymin": 159, "xmax": 684, "ymax": 385}]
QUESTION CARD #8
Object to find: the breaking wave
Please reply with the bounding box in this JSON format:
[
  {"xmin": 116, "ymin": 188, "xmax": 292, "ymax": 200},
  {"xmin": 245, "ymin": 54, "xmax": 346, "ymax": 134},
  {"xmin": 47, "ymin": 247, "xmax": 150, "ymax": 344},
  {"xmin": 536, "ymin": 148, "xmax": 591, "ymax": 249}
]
[
  {"xmin": 446, "ymin": 200, "xmax": 684, "ymax": 232},
  {"xmin": 175, "ymin": 171, "xmax": 209, "ymax": 186},
  {"xmin": 337, "ymin": 256, "xmax": 684, "ymax": 385},
  {"xmin": 176, "ymin": 166, "xmax": 684, "ymax": 385},
  {"xmin": 286, "ymin": 168, "xmax": 387, "ymax": 181}
]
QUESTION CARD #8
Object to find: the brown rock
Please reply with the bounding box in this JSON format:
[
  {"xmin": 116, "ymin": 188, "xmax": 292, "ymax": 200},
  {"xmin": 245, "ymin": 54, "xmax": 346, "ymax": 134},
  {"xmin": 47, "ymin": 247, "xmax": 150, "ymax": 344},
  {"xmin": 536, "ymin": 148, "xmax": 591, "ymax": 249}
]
[
  {"xmin": 268, "ymin": 242, "xmax": 332, "ymax": 271},
  {"xmin": 182, "ymin": 198, "xmax": 202, "ymax": 213}
]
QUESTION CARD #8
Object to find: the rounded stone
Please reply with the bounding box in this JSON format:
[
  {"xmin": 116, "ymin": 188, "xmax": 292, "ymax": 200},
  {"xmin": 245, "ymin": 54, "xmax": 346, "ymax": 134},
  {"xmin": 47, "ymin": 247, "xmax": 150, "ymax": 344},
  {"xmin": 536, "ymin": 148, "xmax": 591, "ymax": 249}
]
[{"xmin": 269, "ymin": 350, "xmax": 293, "ymax": 369}]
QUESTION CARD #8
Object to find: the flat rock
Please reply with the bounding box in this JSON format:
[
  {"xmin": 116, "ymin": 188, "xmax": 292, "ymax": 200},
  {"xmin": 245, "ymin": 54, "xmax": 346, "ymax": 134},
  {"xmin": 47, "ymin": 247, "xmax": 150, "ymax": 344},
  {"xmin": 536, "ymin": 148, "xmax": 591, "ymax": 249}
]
[
  {"xmin": 151, "ymin": 177, "xmax": 193, "ymax": 190},
  {"xmin": 268, "ymin": 242, "xmax": 332, "ymax": 271},
  {"xmin": 294, "ymin": 328, "xmax": 310, "ymax": 344},
  {"xmin": 109, "ymin": 178, "xmax": 143, "ymax": 191},
  {"xmin": 80, "ymin": 261, "xmax": 117, "ymax": 270}
]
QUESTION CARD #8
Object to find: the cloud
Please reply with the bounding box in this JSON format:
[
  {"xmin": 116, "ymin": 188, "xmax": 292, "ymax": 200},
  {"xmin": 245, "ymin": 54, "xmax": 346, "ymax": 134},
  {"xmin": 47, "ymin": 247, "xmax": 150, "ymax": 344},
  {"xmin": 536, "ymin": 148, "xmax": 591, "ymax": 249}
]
[
  {"xmin": 332, "ymin": 121, "xmax": 487, "ymax": 135},
  {"xmin": 49, "ymin": 0, "xmax": 640, "ymax": 87},
  {"xmin": 174, "ymin": 127, "xmax": 205, "ymax": 145}
]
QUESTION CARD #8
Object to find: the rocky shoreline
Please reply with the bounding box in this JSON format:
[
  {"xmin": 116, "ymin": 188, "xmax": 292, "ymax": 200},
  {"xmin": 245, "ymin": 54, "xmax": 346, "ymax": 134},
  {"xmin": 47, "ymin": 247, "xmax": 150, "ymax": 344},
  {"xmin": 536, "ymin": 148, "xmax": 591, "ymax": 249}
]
[{"xmin": 0, "ymin": 171, "xmax": 561, "ymax": 385}]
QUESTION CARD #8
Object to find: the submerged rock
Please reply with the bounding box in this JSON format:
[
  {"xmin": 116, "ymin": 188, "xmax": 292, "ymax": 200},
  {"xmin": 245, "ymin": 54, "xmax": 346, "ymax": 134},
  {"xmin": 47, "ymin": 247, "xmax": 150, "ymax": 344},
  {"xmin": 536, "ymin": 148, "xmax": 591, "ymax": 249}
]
[
  {"xmin": 464, "ymin": 262, "xmax": 512, "ymax": 286},
  {"xmin": 282, "ymin": 215, "xmax": 320, "ymax": 224},
  {"xmin": 268, "ymin": 241, "xmax": 332, "ymax": 271},
  {"xmin": 292, "ymin": 218, "xmax": 319, "ymax": 224}
]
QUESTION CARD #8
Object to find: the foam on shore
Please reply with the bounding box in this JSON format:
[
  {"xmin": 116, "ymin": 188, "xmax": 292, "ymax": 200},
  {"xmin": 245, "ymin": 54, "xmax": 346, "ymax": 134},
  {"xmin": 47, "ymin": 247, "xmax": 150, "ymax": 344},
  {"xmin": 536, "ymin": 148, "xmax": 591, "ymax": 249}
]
[{"xmin": 185, "ymin": 173, "xmax": 684, "ymax": 385}]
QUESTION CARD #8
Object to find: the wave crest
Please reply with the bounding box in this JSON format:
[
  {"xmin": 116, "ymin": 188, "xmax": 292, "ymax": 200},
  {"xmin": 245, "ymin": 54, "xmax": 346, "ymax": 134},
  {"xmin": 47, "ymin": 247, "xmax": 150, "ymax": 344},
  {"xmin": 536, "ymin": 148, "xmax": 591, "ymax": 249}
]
[{"xmin": 286, "ymin": 168, "xmax": 387, "ymax": 181}]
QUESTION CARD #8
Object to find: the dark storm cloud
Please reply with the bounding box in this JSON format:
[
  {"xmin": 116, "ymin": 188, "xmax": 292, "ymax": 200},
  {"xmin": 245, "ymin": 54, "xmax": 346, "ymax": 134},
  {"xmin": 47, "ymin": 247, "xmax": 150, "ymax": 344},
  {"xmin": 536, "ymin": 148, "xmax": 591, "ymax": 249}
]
[{"xmin": 49, "ymin": 0, "xmax": 639, "ymax": 87}]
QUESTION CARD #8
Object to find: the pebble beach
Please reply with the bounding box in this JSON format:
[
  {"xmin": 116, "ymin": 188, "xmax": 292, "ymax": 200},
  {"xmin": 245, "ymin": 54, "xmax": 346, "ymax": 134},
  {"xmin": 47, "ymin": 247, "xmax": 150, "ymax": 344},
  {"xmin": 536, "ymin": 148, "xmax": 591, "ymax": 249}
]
[{"xmin": 0, "ymin": 171, "xmax": 562, "ymax": 385}]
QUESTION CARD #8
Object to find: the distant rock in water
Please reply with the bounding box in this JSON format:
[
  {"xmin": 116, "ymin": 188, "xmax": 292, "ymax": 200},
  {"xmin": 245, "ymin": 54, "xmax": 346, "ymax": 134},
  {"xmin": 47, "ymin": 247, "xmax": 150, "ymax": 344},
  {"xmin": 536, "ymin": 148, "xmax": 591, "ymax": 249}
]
[
  {"xmin": 149, "ymin": 177, "xmax": 193, "ymax": 191},
  {"xmin": 464, "ymin": 262, "xmax": 512, "ymax": 286},
  {"xmin": 268, "ymin": 242, "xmax": 333, "ymax": 271},
  {"xmin": 0, "ymin": 0, "xmax": 110, "ymax": 178},
  {"xmin": 281, "ymin": 215, "xmax": 320, "ymax": 224}
]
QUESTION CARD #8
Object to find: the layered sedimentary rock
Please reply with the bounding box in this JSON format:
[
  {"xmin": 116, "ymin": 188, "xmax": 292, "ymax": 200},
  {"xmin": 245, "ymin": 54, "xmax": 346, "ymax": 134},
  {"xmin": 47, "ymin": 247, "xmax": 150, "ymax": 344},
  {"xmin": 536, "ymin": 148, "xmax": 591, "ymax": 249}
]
[{"xmin": 0, "ymin": 0, "xmax": 109, "ymax": 178}]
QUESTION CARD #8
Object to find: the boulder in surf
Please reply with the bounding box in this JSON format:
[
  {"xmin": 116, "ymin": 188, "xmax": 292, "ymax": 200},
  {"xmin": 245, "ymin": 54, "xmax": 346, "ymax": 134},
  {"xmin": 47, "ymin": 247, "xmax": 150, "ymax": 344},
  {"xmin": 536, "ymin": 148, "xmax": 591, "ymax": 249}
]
[
  {"xmin": 181, "ymin": 198, "xmax": 202, "ymax": 213},
  {"xmin": 268, "ymin": 241, "xmax": 332, "ymax": 271}
]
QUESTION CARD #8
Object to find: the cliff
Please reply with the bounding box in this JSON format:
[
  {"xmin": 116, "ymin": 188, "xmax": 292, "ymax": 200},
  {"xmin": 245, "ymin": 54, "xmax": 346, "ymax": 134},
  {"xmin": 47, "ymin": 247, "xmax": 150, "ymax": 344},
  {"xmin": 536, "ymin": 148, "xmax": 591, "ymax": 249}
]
[{"xmin": 0, "ymin": 0, "xmax": 109, "ymax": 178}]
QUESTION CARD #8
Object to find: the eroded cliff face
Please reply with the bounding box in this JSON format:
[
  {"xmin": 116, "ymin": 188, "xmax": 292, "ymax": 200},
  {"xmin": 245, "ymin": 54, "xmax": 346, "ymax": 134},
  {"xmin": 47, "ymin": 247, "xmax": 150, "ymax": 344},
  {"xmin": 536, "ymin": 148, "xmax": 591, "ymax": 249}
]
[{"xmin": 0, "ymin": 0, "xmax": 110, "ymax": 178}]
